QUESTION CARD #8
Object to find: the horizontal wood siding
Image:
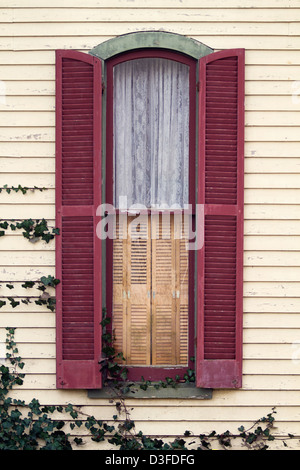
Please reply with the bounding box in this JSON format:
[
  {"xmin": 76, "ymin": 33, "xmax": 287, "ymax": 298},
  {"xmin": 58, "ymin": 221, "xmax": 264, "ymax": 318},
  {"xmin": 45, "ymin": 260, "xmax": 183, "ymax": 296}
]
[{"xmin": 0, "ymin": 0, "xmax": 300, "ymax": 449}]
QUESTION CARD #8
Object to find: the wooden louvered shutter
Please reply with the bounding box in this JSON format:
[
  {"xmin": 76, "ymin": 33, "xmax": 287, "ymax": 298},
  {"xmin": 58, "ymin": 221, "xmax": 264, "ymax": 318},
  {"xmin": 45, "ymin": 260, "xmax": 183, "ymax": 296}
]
[
  {"xmin": 112, "ymin": 214, "xmax": 189, "ymax": 366},
  {"xmin": 113, "ymin": 215, "xmax": 151, "ymax": 365},
  {"xmin": 197, "ymin": 49, "xmax": 244, "ymax": 389},
  {"xmin": 151, "ymin": 215, "xmax": 189, "ymax": 366},
  {"xmin": 55, "ymin": 50, "xmax": 102, "ymax": 389}
]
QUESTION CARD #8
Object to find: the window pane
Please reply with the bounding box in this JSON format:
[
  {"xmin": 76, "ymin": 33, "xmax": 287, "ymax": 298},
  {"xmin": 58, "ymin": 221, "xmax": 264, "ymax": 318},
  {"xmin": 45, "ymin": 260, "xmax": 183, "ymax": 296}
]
[{"xmin": 113, "ymin": 58, "xmax": 190, "ymax": 209}]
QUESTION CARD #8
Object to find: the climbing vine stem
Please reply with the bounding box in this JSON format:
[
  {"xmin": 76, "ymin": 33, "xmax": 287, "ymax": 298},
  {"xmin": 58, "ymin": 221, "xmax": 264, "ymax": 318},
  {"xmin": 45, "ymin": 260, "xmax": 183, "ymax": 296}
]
[
  {"xmin": 0, "ymin": 185, "xmax": 47, "ymax": 195},
  {"xmin": 0, "ymin": 219, "xmax": 59, "ymax": 243},
  {"xmin": 0, "ymin": 189, "xmax": 296, "ymax": 450},
  {"xmin": 0, "ymin": 276, "xmax": 59, "ymax": 312},
  {"xmin": 0, "ymin": 321, "xmax": 295, "ymax": 449}
]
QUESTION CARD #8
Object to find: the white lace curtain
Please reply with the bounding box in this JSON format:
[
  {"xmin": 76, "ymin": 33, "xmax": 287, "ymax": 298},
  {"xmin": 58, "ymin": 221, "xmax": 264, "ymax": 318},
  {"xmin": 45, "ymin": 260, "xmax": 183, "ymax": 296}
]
[{"xmin": 113, "ymin": 57, "xmax": 190, "ymax": 209}]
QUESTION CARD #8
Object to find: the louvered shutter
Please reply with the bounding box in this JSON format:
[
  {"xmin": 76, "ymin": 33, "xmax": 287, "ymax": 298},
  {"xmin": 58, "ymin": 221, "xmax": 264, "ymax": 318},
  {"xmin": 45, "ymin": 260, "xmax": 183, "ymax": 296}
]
[
  {"xmin": 126, "ymin": 215, "xmax": 151, "ymax": 365},
  {"xmin": 112, "ymin": 215, "xmax": 151, "ymax": 365},
  {"xmin": 112, "ymin": 215, "xmax": 189, "ymax": 366},
  {"xmin": 151, "ymin": 215, "xmax": 189, "ymax": 366},
  {"xmin": 55, "ymin": 50, "xmax": 102, "ymax": 389},
  {"xmin": 197, "ymin": 49, "xmax": 244, "ymax": 389}
]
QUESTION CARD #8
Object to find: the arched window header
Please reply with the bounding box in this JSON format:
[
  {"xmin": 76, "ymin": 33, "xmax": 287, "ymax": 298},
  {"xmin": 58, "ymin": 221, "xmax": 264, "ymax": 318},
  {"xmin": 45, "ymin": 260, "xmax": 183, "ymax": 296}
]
[{"xmin": 89, "ymin": 31, "xmax": 213, "ymax": 61}]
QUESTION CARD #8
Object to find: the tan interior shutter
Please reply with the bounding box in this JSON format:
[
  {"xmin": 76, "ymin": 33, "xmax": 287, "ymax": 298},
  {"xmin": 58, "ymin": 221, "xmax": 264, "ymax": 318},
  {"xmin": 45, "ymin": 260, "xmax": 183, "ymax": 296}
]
[
  {"xmin": 151, "ymin": 215, "xmax": 177, "ymax": 365},
  {"xmin": 151, "ymin": 215, "xmax": 189, "ymax": 366},
  {"xmin": 113, "ymin": 214, "xmax": 189, "ymax": 367},
  {"xmin": 127, "ymin": 215, "xmax": 151, "ymax": 364},
  {"xmin": 113, "ymin": 215, "xmax": 151, "ymax": 365}
]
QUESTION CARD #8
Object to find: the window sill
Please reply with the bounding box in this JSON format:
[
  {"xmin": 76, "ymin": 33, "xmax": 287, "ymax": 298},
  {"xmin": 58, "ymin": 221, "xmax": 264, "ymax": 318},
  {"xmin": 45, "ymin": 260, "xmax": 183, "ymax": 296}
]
[{"xmin": 88, "ymin": 383, "xmax": 212, "ymax": 399}]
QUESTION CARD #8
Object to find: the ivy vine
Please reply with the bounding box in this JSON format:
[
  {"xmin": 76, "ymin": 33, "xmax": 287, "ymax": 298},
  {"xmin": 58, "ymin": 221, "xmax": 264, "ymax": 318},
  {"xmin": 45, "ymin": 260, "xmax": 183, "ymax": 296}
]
[
  {"xmin": 0, "ymin": 185, "xmax": 47, "ymax": 195},
  {"xmin": 0, "ymin": 328, "xmax": 294, "ymax": 450},
  {"xmin": 0, "ymin": 275, "xmax": 59, "ymax": 312},
  {"xmin": 100, "ymin": 309, "xmax": 196, "ymax": 396},
  {"xmin": 0, "ymin": 188, "xmax": 59, "ymax": 311},
  {"xmin": 0, "ymin": 219, "xmax": 59, "ymax": 243},
  {"xmin": 0, "ymin": 184, "xmax": 297, "ymax": 451}
]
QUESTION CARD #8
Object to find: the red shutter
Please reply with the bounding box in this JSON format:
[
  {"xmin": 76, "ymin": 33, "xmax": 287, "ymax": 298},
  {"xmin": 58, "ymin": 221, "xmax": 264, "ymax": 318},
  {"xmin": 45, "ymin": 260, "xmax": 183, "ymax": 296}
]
[
  {"xmin": 55, "ymin": 50, "xmax": 102, "ymax": 389},
  {"xmin": 197, "ymin": 49, "xmax": 244, "ymax": 388}
]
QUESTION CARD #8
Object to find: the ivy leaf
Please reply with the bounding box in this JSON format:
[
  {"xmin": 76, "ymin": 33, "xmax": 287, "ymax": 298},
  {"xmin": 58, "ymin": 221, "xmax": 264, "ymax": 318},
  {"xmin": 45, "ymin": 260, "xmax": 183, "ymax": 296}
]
[
  {"xmin": 8, "ymin": 297, "xmax": 20, "ymax": 308},
  {"xmin": 37, "ymin": 285, "xmax": 46, "ymax": 291},
  {"xmin": 55, "ymin": 420, "xmax": 65, "ymax": 430},
  {"xmin": 21, "ymin": 281, "xmax": 35, "ymax": 289},
  {"xmin": 46, "ymin": 298, "xmax": 56, "ymax": 312},
  {"xmin": 74, "ymin": 437, "xmax": 83, "ymax": 446},
  {"xmin": 41, "ymin": 233, "xmax": 54, "ymax": 243},
  {"xmin": 40, "ymin": 275, "xmax": 60, "ymax": 287},
  {"xmin": 100, "ymin": 317, "xmax": 111, "ymax": 327}
]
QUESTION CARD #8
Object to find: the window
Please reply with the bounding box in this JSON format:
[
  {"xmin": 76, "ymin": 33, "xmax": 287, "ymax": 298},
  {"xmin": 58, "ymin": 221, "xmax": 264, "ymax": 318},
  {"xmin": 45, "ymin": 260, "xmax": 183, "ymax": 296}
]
[
  {"xmin": 55, "ymin": 32, "xmax": 244, "ymax": 390},
  {"xmin": 106, "ymin": 50, "xmax": 196, "ymax": 381}
]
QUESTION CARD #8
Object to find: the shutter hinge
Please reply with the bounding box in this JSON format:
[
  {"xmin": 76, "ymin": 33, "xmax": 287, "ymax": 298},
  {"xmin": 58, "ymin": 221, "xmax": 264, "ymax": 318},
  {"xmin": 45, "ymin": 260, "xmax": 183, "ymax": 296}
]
[
  {"xmin": 102, "ymin": 81, "xmax": 106, "ymax": 94},
  {"xmin": 196, "ymin": 81, "xmax": 200, "ymax": 92}
]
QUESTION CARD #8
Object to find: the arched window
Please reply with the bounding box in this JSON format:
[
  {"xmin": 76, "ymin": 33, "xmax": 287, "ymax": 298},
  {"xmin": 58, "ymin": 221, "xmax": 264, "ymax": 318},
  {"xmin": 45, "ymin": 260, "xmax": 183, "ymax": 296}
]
[{"xmin": 106, "ymin": 49, "xmax": 196, "ymax": 380}]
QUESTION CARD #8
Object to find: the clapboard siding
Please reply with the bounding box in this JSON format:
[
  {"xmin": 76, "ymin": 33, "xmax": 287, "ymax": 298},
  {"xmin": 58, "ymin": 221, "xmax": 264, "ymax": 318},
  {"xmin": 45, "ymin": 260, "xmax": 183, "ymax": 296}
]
[
  {"xmin": 0, "ymin": 0, "xmax": 300, "ymax": 449},
  {"xmin": 6, "ymin": 0, "xmax": 300, "ymax": 7},
  {"xmin": 2, "ymin": 49, "xmax": 300, "ymax": 65},
  {"xmin": 6, "ymin": 36, "xmax": 300, "ymax": 51},
  {"xmin": 5, "ymin": 110, "xmax": 300, "ymax": 127}
]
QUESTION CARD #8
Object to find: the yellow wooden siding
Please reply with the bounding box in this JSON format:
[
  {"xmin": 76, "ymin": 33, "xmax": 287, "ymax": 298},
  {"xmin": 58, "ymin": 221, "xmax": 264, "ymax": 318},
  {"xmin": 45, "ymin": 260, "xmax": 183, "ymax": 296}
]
[{"xmin": 0, "ymin": 0, "xmax": 300, "ymax": 449}]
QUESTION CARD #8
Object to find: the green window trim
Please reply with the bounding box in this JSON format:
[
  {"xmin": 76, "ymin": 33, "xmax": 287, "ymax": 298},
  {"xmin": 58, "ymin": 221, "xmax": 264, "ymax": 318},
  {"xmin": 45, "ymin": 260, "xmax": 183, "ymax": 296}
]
[{"xmin": 89, "ymin": 31, "xmax": 213, "ymax": 61}]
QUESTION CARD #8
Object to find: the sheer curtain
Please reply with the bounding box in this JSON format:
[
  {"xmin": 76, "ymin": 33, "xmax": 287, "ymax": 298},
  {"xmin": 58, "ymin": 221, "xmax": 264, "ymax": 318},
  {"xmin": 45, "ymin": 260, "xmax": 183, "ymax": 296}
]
[{"xmin": 113, "ymin": 58, "xmax": 190, "ymax": 209}]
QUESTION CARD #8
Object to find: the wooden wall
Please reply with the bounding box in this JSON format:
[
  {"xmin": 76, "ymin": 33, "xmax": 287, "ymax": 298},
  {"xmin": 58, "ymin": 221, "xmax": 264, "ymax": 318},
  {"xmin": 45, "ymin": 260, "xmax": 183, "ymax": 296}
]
[{"xmin": 0, "ymin": 0, "xmax": 300, "ymax": 449}]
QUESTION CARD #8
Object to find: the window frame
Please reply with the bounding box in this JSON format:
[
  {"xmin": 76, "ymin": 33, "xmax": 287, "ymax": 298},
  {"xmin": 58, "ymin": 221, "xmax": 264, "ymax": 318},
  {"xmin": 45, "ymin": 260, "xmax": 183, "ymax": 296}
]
[{"xmin": 105, "ymin": 49, "xmax": 197, "ymax": 382}]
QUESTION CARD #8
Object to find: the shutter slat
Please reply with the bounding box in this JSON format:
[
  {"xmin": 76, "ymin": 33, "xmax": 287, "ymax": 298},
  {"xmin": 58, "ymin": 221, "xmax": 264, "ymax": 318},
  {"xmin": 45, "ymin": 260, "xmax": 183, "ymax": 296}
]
[
  {"xmin": 197, "ymin": 49, "xmax": 244, "ymax": 389},
  {"xmin": 56, "ymin": 50, "xmax": 102, "ymax": 389}
]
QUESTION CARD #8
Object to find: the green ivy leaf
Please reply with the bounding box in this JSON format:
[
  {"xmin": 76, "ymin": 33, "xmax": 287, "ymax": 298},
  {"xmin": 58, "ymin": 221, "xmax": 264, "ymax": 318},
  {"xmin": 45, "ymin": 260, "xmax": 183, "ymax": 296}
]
[
  {"xmin": 8, "ymin": 297, "xmax": 20, "ymax": 308},
  {"xmin": 21, "ymin": 281, "xmax": 35, "ymax": 289}
]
